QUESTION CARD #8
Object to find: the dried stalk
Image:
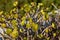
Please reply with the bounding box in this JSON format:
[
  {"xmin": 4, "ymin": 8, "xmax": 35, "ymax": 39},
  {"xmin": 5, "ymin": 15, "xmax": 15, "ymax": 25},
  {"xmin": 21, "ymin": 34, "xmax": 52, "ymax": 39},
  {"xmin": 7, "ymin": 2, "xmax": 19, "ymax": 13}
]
[
  {"xmin": 52, "ymin": 3, "xmax": 58, "ymax": 9},
  {"xmin": 27, "ymin": 29, "xmax": 29, "ymax": 40}
]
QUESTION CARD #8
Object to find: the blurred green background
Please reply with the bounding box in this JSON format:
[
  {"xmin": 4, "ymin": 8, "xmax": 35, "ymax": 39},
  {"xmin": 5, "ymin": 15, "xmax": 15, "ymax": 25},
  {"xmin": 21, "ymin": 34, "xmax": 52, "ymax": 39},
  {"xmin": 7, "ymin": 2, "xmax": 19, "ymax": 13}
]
[{"xmin": 0, "ymin": 0, "xmax": 60, "ymax": 15}]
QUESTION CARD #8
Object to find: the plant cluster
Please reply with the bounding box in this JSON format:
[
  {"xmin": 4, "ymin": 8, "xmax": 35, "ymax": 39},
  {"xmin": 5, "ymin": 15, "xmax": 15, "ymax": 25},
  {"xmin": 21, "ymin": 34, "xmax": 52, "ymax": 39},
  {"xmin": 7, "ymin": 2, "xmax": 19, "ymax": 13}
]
[{"xmin": 0, "ymin": 0, "xmax": 60, "ymax": 40}]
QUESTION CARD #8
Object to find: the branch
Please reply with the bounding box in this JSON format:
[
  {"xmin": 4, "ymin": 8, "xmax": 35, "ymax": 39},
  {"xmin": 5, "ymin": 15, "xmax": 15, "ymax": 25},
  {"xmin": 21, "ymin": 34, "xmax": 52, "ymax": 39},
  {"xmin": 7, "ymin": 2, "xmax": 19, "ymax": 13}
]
[{"xmin": 52, "ymin": 3, "xmax": 58, "ymax": 9}]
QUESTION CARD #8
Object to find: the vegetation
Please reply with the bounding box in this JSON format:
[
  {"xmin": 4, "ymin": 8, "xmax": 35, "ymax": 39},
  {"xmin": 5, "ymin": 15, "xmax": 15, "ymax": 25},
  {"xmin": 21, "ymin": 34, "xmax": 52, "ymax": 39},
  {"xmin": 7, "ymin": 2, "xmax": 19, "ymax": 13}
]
[{"xmin": 0, "ymin": 0, "xmax": 60, "ymax": 40}]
